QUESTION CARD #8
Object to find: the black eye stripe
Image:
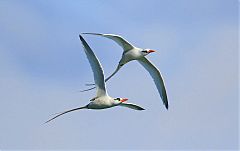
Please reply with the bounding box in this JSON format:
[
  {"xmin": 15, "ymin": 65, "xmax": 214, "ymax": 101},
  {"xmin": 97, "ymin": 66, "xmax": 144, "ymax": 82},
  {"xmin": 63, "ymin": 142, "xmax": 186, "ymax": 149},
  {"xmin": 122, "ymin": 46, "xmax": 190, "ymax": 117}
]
[{"xmin": 142, "ymin": 50, "xmax": 148, "ymax": 53}]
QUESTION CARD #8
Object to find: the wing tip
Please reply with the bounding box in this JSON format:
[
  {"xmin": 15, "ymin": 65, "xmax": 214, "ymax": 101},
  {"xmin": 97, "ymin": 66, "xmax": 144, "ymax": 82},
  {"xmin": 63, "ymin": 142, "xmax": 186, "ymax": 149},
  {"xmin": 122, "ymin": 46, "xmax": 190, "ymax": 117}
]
[
  {"xmin": 79, "ymin": 35, "xmax": 88, "ymax": 45},
  {"xmin": 165, "ymin": 104, "xmax": 168, "ymax": 110},
  {"xmin": 137, "ymin": 106, "xmax": 145, "ymax": 110},
  {"xmin": 165, "ymin": 102, "xmax": 169, "ymax": 110},
  {"xmin": 162, "ymin": 92, "xmax": 169, "ymax": 110},
  {"xmin": 79, "ymin": 34, "xmax": 83, "ymax": 40}
]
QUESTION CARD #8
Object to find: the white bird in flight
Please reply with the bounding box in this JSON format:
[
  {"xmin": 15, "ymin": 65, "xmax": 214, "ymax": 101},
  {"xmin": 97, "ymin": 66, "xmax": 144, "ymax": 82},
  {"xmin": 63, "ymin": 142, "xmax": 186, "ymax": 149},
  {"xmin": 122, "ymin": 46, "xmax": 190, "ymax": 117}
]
[
  {"xmin": 81, "ymin": 33, "xmax": 168, "ymax": 109},
  {"xmin": 45, "ymin": 35, "xmax": 144, "ymax": 123}
]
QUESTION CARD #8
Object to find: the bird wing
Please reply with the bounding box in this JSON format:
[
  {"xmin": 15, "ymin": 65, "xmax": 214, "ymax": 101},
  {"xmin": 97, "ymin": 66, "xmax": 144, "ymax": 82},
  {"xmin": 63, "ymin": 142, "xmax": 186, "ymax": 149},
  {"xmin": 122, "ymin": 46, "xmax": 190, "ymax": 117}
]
[
  {"xmin": 138, "ymin": 57, "xmax": 169, "ymax": 109},
  {"xmin": 79, "ymin": 35, "xmax": 108, "ymax": 97},
  {"xmin": 119, "ymin": 103, "xmax": 145, "ymax": 110},
  {"xmin": 82, "ymin": 33, "xmax": 134, "ymax": 52}
]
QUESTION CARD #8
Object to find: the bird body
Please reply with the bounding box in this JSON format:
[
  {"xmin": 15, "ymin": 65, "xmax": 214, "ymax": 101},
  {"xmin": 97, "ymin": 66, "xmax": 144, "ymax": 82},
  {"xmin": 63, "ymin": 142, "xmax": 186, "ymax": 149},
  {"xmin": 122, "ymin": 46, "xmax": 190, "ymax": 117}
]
[
  {"xmin": 87, "ymin": 96, "xmax": 118, "ymax": 109},
  {"xmin": 119, "ymin": 47, "xmax": 144, "ymax": 65}
]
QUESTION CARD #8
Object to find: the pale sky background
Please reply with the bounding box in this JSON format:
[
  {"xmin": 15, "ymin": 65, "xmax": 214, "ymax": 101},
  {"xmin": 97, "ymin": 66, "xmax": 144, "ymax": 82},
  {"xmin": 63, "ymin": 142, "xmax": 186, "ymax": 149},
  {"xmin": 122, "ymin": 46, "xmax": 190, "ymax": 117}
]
[{"xmin": 0, "ymin": 0, "xmax": 238, "ymax": 150}]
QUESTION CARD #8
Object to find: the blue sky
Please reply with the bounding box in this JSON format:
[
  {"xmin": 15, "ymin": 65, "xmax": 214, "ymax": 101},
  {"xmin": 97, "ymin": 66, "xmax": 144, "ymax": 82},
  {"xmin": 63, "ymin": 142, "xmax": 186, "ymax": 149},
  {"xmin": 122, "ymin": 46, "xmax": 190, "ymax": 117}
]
[{"xmin": 0, "ymin": 0, "xmax": 238, "ymax": 150}]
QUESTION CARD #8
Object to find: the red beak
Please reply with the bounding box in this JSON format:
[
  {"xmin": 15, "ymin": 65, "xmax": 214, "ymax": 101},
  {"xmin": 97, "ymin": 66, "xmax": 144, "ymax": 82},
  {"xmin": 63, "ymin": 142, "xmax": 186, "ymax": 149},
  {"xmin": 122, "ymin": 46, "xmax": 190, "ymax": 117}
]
[
  {"xmin": 120, "ymin": 98, "xmax": 128, "ymax": 102},
  {"xmin": 148, "ymin": 49, "xmax": 156, "ymax": 53}
]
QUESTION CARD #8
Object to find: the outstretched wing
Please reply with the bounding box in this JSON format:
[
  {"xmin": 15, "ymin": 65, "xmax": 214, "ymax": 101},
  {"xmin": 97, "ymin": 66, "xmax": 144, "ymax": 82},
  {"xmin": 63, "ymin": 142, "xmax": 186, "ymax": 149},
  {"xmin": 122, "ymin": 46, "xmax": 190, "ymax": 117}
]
[
  {"xmin": 79, "ymin": 35, "xmax": 107, "ymax": 97},
  {"xmin": 138, "ymin": 57, "xmax": 169, "ymax": 109},
  {"xmin": 119, "ymin": 103, "xmax": 145, "ymax": 110},
  {"xmin": 82, "ymin": 33, "xmax": 135, "ymax": 52}
]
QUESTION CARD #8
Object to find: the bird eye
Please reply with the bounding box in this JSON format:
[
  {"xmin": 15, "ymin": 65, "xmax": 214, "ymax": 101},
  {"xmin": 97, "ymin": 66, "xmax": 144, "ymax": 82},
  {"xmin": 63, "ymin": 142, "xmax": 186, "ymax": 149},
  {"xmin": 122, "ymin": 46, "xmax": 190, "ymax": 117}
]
[{"xmin": 142, "ymin": 50, "xmax": 148, "ymax": 53}]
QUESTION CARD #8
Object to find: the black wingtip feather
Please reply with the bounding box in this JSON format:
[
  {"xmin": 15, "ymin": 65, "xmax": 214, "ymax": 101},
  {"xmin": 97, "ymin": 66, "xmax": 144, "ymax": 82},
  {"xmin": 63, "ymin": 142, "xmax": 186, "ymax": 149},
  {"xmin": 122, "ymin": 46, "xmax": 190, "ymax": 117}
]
[
  {"xmin": 165, "ymin": 103, "xmax": 168, "ymax": 110},
  {"xmin": 137, "ymin": 106, "xmax": 145, "ymax": 110},
  {"xmin": 79, "ymin": 34, "xmax": 83, "ymax": 40}
]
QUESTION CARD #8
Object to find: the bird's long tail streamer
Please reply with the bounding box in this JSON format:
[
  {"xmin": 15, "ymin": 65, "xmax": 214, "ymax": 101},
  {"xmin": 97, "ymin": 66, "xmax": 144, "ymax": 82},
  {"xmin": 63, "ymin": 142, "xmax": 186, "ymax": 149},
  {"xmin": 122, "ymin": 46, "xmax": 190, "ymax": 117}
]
[{"xmin": 45, "ymin": 105, "xmax": 88, "ymax": 124}]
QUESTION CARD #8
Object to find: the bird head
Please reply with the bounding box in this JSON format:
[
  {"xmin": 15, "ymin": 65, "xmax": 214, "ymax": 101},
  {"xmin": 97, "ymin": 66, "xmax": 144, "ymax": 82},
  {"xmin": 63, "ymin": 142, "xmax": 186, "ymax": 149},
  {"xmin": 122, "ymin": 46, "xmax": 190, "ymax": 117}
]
[
  {"xmin": 114, "ymin": 98, "xmax": 128, "ymax": 104},
  {"xmin": 141, "ymin": 49, "xmax": 156, "ymax": 56}
]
